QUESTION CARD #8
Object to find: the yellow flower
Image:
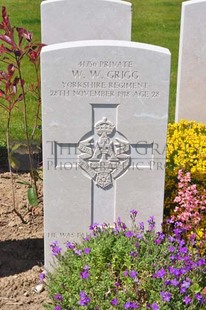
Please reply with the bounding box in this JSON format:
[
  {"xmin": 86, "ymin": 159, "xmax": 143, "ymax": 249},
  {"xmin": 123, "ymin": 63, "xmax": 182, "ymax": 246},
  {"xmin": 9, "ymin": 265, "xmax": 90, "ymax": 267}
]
[{"xmin": 164, "ymin": 120, "xmax": 206, "ymax": 255}]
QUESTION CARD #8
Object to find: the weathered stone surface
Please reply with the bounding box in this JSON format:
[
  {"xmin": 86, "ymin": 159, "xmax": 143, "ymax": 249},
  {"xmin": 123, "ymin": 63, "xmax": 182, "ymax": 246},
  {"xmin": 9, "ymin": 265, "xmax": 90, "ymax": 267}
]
[
  {"xmin": 176, "ymin": 0, "xmax": 206, "ymax": 123},
  {"xmin": 41, "ymin": 0, "xmax": 132, "ymax": 44},
  {"xmin": 41, "ymin": 40, "xmax": 171, "ymax": 268}
]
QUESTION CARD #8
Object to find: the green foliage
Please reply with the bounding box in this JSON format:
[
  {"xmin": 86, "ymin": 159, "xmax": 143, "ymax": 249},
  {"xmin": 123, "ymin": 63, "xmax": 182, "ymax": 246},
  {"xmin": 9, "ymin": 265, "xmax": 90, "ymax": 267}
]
[
  {"xmin": 0, "ymin": 6, "xmax": 42, "ymax": 213},
  {"xmin": 131, "ymin": 0, "xmax": 183, "ymax": 122},
  {"xmin": 44, "ymin": 212, "xmax": 206, "ymax": 310},
  {"xmin": 0, "ymin": 0, "xmax": 42, "ymax": 144},
  {"xmin": 27, "ymin": 185, "xmax": 38, "ymax": 206}
]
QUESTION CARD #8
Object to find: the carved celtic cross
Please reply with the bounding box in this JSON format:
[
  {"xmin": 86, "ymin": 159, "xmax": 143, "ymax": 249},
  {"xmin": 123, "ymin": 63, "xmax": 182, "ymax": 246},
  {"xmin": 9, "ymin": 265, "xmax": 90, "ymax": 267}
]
[{"xmin": 51, "ymin": 103, "xmax": 154, "ymax": 223}]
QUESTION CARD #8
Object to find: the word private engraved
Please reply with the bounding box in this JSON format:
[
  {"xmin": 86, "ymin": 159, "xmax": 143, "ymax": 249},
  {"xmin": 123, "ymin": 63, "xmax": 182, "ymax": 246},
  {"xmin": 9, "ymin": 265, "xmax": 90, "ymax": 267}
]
[{"xmin": 78, "ymin": 117, "xmax": 131, "ymax": 189}]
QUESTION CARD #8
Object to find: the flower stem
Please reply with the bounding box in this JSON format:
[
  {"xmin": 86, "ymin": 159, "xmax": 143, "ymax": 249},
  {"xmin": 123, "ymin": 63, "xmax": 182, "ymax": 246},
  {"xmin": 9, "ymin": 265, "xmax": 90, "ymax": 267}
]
[{"xmin": 15, "ymin": 56, "xmax": 38, "ymax": 197}]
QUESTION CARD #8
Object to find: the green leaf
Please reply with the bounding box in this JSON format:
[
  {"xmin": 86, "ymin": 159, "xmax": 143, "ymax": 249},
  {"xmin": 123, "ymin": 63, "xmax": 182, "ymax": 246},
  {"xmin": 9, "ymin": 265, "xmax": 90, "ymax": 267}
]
[
  {"xmin": 190, "ymin": 283, "xmax": 202, "ymax": 294},
  {"xmin": 9, "ymin": 153, "xmax": 20, "ymax": 170},
  {"xmin": 33, "ymin": 169, "xmax": 42, "ymax": 181},
  {"xmin": 27, "ymin": 186, "xmax": 38, "ymax": 206},
  {"xmin": 17, "ymin": 180, "xmax": 31, "ymax": 186},
  {"xmin": 11, "ymin": 143, "xmax": 27, "ymax": 152}
]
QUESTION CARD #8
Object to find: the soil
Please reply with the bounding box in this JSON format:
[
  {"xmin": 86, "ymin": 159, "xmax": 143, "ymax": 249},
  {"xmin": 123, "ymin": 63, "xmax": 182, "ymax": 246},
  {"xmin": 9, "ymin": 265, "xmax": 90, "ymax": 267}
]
[{"xmin": 0, "ymin": 171, "xmax": 50, "ymax": 309}]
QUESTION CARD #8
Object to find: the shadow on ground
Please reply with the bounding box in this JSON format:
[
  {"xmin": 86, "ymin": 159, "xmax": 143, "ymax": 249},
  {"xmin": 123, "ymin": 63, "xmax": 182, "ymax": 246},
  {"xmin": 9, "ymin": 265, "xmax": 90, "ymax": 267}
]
[{"xmin": 0, "ymin": 238, "xmax": 44, "ymax": 277}]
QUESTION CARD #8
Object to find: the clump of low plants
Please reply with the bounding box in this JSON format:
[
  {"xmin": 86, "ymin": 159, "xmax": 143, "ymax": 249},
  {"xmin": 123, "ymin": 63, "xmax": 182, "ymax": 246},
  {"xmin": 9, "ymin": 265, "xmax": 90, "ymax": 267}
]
[
  {"xmin": 43, "ymin": 211, "xmax": 206, "ymax": 309},
  {"xmin": 170, "ymin": 170, "xmax": 206, "ymax": 256},
  {"xmin": 165, "ymin": 120, "xmax": 206, "ymax": 217}
]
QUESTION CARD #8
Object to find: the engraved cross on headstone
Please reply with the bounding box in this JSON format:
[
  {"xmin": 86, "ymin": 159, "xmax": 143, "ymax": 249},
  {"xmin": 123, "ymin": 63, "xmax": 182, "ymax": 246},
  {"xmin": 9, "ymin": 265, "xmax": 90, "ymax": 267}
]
[{"xmin": 51, "ymin": 103, "xmax": 154, "ymax": 225}]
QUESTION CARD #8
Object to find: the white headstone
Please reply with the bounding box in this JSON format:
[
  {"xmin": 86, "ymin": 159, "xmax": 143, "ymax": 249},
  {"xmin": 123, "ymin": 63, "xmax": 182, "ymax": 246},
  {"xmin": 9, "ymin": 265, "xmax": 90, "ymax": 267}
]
[
  {"xmin": 175, "ymin": 0, "xmax": 206, "ymax": 123},
  {"xmin": 41, "ymin": 40, "xmax": 171, "ymax": 268},
  {"xmin": 41, "ymin": 0, "xmax": 132, "ymax": 44}
]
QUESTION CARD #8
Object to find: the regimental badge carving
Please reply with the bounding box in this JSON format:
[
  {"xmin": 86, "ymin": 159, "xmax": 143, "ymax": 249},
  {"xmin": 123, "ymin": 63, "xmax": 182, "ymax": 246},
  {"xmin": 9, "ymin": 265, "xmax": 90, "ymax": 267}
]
[{"xmin": 78, "ymin": 117, "xmax": 131, "ymax": 189}]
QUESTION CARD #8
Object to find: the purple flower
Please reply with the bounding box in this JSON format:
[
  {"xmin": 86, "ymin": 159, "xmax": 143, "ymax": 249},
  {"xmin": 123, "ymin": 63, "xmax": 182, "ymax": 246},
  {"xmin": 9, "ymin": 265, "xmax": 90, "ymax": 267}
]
[
  {"xmin": 89, "ymin": 223, "xmax": 99, "ymax": 231},
  {"xmin": 80, "ymin": 270, "xmax": 89, "ymax": 279},
  {"xmin": 151, "ymin": 303, "xmax": 159, "ymax": 310},
  {"xmin": 160, "ymin": 291, "xmax": 172, "ymax": 302},
  {"xmin": 179, "ymin": 239, "xmax": 185, "ymax": 247},
  {"xmin": 168, "ymin": 245, "xmax": 175, "ymax": 252},
  {"xmin": 39, "ymin": 272, "xmax": 45, "ymax": 282},
  {"xmin": 129, "ymin": 270, "xmax": 138, "ymax": 279},
  {"xmin": 137, "ymin": 233, "xmax": 143, "ymax": 240},
  {"xmin": 130, "ymin": 302, "xmax": 139, "ymax": 309},
  {"xmin": 183, "ymin": 296, "xmax": 192, "ymax": 305},
  {"xmin": 54, "ymin": 293, "xmax": 63, "ymax": 302},
  {"xmin": 124, "ymin": 301, "xmax": 139, "ymax": 309},
  {"xmin": 54, "ymin": 305, "xmax": 61, "ymax": 310},
  {"xmin": 170, "ymin": 279, "xmax": 179, "ymax": 287},
  {"xmin": 125, "ymin": 230, "xmax": 135, "ymax": 238},
  {"xmin": 80, "ymin": 265, "xmax": 90, "ymax": 279},
  {"xmin": 168, "ymin": 235, "xmax": 175, "ymax": 242},
  {"xmin": 195, "ymin": 293, "xmax": 203, "ymax": 302},
  {"xmin": 179, "ymin": 267, "xmax": 187, "ymax": 275},
  {"xmin": 180, "ymin": 279, "xmax": 191, "ymax": 294},
  {"xmin": 173, "ymin": 228, "xmax": 182, "ymax": 238},
  {"xmin": 117, "ymin": 217, "xmax": 127, "ymax": 230},
  {"xmin": 164, "ymin": 279, "xmax": 171, "ymax": 286},
  {"xmin": 180, "ymin": 287, "xmax": 187, "ymax": 294},
  {"xmin": 113, "ymin": 223, "xmax": 120, "ymax": 233},
  {"xmin": 154, "ymin": 238, "xmax": 162, "ymax": 245},
  {"xmin": 179, "ymin": 246, "xmax": 188, "ymax": 254},
  {"xmin": 181, "ymin": 279, "xmax": 191, "ymax": 290},
  {"xmin": 83, "ymin": 235, "xmax": 91, "ymax": 241},
  {"xmin": 74, "ymin": 249, "xmax": 82, "ymax": 256},
  {"xmin": 154, "ymin": 232, "xmax": 165, "ymax": 245},
  {"xmin": 147, "ymin": 216, "xmax": 155, "ymax": 231},
  {"xmin": 197, "ymin": 258, "xmax": 206, "ymax": 267},
  {"xmin": 139, "ymin": 222, "xmax": 144, "ymax": 231},
  {"xmin": 110, "ymin": 298, "xmax": 119, "ymax": 306},
  {"xmin": 50, "ymin": 241, "xmax": 62, "ymax": 256},
  {"xmin": 168, "ymin": 266, "xmax": 180, "ymax": 277},
  {"xmin": 84, "ymin": 247, "xmax": 91, "ymax": 254},
  {"xmin": 124, "ymin": 302, "xmax": 131, "ymax": 309},
  {"xmin": 130, "ymin": 209, "xmax": 138, "ymax": 217},
  {"xmin": 135, "ymin": 242, "xmax": 139, "ymax": 248},
  {"xmin": 124, "ymin": 270, "xmax": 128, "ymax": 277},
  {"xmin": 66, "ymin": 241, "xmax": 75, "ymax": 250},
  {"xmin": 130, "ymin": 251, "xmax": 138, "ymax": 257},
  {"xmin": 78, "ymin": 291, "xmax": 90, "ymax": 306},
  {"xmin": 153, "ymin": 267, "xmax": 166, "ymax": 278}
]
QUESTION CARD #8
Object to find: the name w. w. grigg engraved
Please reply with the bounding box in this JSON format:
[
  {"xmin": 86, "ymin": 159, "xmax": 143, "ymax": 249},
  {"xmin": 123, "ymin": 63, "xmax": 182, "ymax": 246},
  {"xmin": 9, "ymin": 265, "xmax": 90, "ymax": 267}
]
[
  {"xmin": 72, "ymin": 69, "xmax": 139, "ymax": 80},
  {"xmin": 78, "ymin": 117, "xmax": 131, "ymax": 189}
]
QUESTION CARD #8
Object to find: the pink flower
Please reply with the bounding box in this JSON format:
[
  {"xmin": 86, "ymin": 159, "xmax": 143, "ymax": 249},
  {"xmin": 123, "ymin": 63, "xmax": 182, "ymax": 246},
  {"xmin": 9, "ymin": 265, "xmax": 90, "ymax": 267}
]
[{"xmin": 171, "ymin": 170, "xmax": 206, "ymax": 239}]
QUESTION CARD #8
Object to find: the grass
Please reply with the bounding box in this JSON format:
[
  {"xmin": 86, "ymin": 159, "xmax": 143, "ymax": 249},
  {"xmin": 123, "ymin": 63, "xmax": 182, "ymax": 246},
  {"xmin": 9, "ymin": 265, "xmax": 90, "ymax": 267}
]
[
  {"xmin": 1, "ymin": 0, "xmax": 41, "ymax": 39},
  {"xmin": 130, "ymin": 0, "xmax": 183, "ymax": 122},
  {"xmin": 0, "ymin": 0, "xmax": 42, "ymax": 146},
  {"xmin": 0, "ymin": 0, "xmax": 183, "ymax": 145}
]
